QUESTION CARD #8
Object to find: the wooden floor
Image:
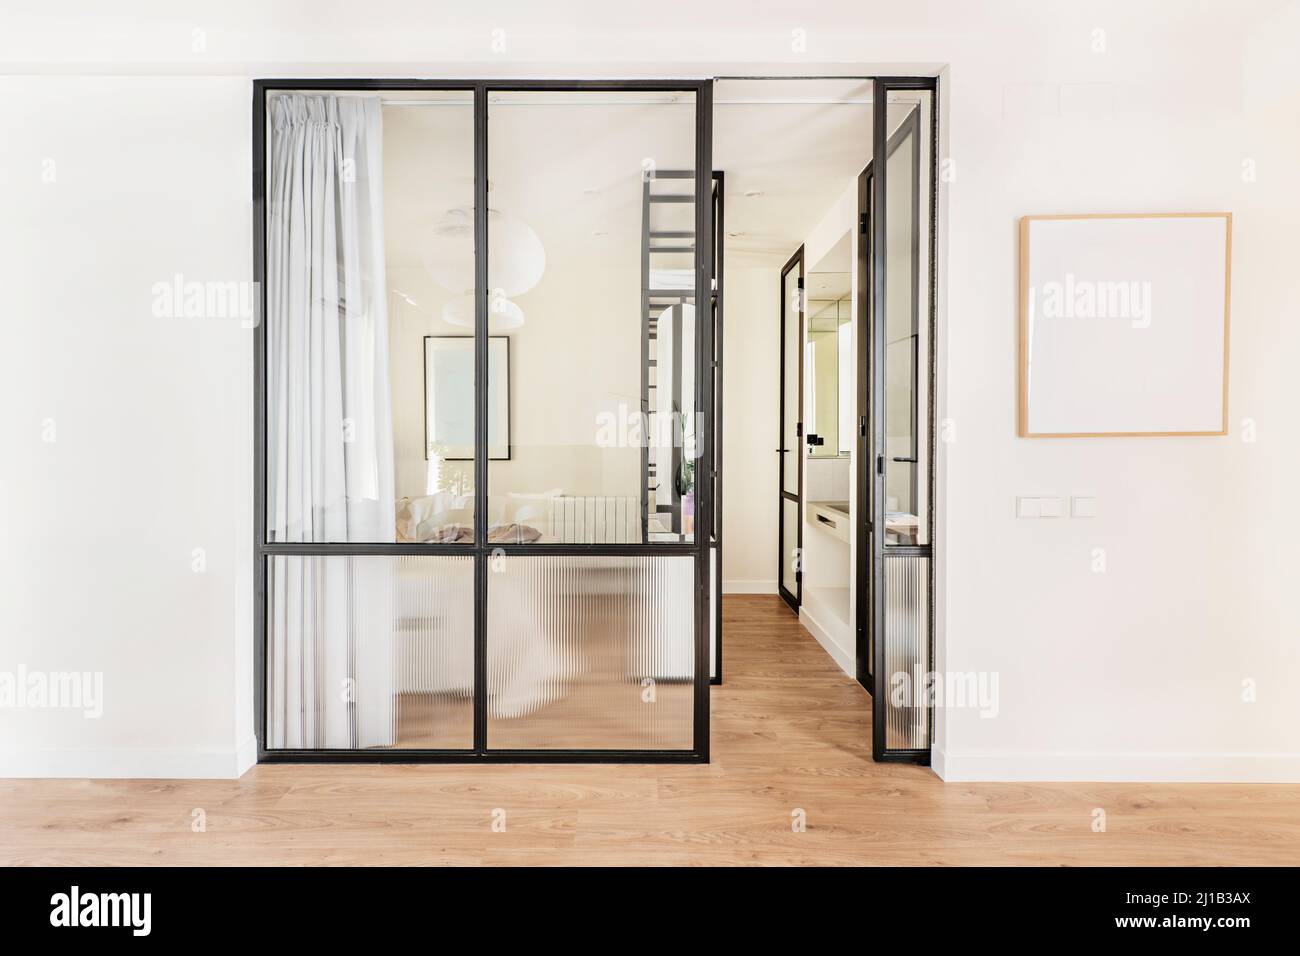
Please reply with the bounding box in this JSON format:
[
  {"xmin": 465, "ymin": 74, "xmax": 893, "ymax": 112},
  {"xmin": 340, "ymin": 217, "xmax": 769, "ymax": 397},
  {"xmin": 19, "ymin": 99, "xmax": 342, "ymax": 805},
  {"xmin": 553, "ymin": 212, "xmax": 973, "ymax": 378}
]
[{"xmin": 3, "ymin": 595, "xmax": 1297, "ymax": 866}]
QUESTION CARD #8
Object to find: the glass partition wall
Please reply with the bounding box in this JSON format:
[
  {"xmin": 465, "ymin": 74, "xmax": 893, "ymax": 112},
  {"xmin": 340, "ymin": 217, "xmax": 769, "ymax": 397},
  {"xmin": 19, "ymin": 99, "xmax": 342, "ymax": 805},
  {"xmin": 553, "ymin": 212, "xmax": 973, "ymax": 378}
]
[
  {"xmin": 255, "ymin": 81, "xmax": 713, "ymax": 761},
  {"xmin": 254, "ymin": 75, "xmax": 936, "ymax": 765}
]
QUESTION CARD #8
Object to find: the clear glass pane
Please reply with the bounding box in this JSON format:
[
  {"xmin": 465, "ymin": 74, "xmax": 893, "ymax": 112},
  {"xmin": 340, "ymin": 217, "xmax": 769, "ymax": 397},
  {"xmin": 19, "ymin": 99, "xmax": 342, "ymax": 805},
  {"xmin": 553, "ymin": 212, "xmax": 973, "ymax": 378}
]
[
  {"xmin": 883, "ymin": 89, "xmax": 932, "ymax": 547},
  {"xmin": 486, "ymin": 555, "xmax": 695, "ymax": 750},
  {"xmin": 781, "ymin": 264, "xmax": 802, "ymax": 493},
  {"xmin": 266, "ymin": 89, "xmax": 476, "ymax": 544},
  {"xmin": 485, "ymin": 90, "xmax": 699, "ymax": 544},
  {"xmin": 266, "ymin": 554, "xmax": 474, "ymax": 749},
  {"xmin": 781, "ymin": 497, "xmax": 800, "ymax": 597}
]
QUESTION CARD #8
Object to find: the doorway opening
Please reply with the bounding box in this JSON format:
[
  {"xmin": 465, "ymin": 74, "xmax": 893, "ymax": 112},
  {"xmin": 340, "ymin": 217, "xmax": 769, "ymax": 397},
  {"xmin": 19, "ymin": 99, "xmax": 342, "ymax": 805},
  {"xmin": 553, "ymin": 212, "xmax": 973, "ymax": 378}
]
[{"xmin": 252, "ymin": 74, "xmax": 938, "ymax": 765}]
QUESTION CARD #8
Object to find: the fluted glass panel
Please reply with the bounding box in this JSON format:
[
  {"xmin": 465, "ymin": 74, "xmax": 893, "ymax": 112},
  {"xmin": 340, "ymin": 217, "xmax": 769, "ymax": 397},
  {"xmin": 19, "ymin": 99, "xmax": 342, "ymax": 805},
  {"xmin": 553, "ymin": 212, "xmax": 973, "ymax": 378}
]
[
  {"xmin": 710, "ymin": 543, "xmax": 719, "ymax": 680},
  {"xmin": 487, "ymin": 555, "xmax": 694, "ymax": 750},
  {"xmin": 781, "ymin": 497, "xmax": 800, "ymax": 598},
  {"xmin": 883, "ymin": 554, "xmax": 930, "ymax": 750},
  {"xmin": 267, "ymin": 554, "xmax": 474, "ymax": 749}
]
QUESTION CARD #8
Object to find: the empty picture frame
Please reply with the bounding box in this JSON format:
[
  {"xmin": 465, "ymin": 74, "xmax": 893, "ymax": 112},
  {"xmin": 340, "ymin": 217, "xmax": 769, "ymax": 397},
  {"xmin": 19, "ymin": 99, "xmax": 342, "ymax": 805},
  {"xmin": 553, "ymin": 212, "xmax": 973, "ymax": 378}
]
[
  {"xmin": 424, "ymin": 335, "xmax": 510, "ymax": 460},
  {"xmin": 1018, "ymin": 213, "xmax": 1231, "ymax": 437}
]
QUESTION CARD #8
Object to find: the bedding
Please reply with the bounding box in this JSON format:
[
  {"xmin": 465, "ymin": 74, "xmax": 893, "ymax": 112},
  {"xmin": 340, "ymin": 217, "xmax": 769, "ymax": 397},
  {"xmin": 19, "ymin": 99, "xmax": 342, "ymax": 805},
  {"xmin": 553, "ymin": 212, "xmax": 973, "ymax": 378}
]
[{"xmin": 396, "ymin": 496, "xmax": 541, "ymax": 544}]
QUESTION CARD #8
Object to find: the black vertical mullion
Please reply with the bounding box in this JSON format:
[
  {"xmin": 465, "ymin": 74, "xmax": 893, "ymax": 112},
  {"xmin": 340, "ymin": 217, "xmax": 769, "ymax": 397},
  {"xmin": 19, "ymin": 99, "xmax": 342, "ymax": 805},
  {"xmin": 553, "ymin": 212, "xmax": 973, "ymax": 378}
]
[
  {"xmin": 252, "ymin": 82, "xmax": 268, "ymax": 758},
  {"xmin": 712, "ymin": 171, "xmax": 724, "ymax": 685},
  {"xmin": 472, "ymin": 83, "xmax": 489, "ymax": 754},
  {"xmin": 870, "ymin": 78, "xmax": 889, "ymax": 761},
  {"xmin": 693, "ymin": 80, "xmax": 713, "ymax": 760}
]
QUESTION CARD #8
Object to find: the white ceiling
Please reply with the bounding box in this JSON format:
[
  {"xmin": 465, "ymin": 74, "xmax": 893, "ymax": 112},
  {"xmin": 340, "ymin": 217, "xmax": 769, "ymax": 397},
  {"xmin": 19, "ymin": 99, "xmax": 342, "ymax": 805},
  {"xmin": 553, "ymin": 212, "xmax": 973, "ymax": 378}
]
[{"xmin": 714, "ymin": 79, "xmax": 871, "ymax": 266}]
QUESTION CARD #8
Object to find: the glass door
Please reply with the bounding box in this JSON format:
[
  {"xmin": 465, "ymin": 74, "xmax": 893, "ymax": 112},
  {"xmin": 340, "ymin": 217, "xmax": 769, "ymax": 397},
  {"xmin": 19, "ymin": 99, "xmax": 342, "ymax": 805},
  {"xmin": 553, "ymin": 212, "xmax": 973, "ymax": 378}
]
[
  {"xmin": 778, "ymin": 247, "xmax": 804, "ymax": 610},
  {"xmin": 868, "ymin": 79, "xmax": 936, "ymax": 761}
]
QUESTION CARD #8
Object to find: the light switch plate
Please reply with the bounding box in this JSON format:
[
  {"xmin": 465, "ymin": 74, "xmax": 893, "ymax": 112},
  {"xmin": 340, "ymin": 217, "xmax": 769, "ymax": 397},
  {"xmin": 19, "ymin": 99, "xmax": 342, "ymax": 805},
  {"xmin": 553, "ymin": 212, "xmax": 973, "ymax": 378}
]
[
  {"xmin": 1038, "ymin": 496, "xmax": 1063, "ymax": 518},
  {"xmin": 1071, "ymin": 496, "xmax": 1098, "ymax": 518},
  {"xmin": 1016, "ymin": 496, "xmax": 1041, "ymax": 518}
]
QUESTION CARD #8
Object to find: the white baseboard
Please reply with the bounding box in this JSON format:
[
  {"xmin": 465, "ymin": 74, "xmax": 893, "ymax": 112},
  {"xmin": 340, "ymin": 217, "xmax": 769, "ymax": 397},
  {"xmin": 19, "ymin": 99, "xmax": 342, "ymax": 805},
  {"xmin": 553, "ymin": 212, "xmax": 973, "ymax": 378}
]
[
  {"xmin": 235, "ymin": 734, "xmax": 258, "ymax": 777},
  {"xmin": 799, "ymin": 606, "xmax": 855, "ymax": 678},
  {"xmin": 722, "ymin": 579, "xmax": 777, "ymax": 594},
  {"xmin": 930, "ymin": 743, "xmax": 946, "ymax": 779},
  {"xmin": 935, "ymin": 747, "xmax": 1300, "ymax": 782},
  {"xmin": 0, "ymin": 737, "xmax": 260, "ymax": 780}
]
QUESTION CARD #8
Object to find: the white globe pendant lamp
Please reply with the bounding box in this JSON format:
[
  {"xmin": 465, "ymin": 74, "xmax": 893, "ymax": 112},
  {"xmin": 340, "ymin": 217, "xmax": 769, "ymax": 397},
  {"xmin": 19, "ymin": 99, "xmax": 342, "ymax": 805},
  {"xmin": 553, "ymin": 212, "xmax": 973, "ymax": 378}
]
[
  {"xmin": 441, "ymin": 293, "xmax": 525, "ymax": 331},
  {"xmin": 426, "ymin": 207, "xmax": 546, "ymax": 299}
]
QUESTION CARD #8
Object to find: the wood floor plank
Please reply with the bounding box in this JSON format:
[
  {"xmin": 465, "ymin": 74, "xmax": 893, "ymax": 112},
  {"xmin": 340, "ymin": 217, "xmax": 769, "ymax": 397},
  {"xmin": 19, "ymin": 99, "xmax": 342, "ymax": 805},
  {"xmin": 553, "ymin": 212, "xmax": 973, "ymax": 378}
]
[{"xmin": 0, "ymin": 594, "xmax": 1294, "ymax": 866}]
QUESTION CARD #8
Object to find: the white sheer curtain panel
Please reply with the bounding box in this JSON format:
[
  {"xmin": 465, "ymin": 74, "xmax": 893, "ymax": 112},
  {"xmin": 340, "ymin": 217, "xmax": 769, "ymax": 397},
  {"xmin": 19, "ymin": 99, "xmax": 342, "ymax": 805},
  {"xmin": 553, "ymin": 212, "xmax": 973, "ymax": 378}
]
[{"xmin": 266, "ymin": 94, "xmax": 396, "ymax": 748}]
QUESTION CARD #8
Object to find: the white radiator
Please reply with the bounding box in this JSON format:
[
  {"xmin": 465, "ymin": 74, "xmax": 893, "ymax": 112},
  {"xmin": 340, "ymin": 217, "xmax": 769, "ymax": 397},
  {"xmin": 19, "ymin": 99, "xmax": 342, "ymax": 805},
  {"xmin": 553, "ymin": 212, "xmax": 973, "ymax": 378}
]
[{"xmin": 549, "ymin": 495, "xmax": 640, "ymax": 543}]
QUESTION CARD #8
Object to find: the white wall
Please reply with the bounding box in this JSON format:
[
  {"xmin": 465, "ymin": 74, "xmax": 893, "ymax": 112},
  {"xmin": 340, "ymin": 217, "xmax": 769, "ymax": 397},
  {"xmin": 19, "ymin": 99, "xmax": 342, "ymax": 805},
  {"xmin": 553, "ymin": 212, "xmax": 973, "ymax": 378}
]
[
  {"xmin": 0, "ymin": 76, "xmax": 255, "ymax": 777},
  {"xmin": 932, "ymin": 2, "xmax": 1300, "ymax": 782},
  {"xmin": 1, "ymin": 0, "xmax": 1296, "ymax": 780},
  {"xmin": 799, "ymin": 182, "xmax": 859, "ymax": 672},
  {"xmin": 720, "ymin": 266, "xmax": 779, "ymax": 592}
]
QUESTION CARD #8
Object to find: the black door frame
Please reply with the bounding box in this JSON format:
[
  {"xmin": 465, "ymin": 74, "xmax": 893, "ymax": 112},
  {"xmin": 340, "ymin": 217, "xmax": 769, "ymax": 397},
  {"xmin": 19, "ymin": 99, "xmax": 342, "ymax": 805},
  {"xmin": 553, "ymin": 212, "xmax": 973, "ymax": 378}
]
[
  {"xmin": 253, "ymin": 78, "xmax": 714, "ymax": 764},
  {"xmin": 777, "ymin": 245, "xmax": 805, "ymax": 612},
  {"xmin": 853, "ymin": 105, "xmax": 923, "ymax": 695},
  {"xmin": 854, "ymin": 162, "xmax": 874, "ymax": 694},
  {"xmin": 865, "ymin": 77, "xmax": 939, "ymax": 764}
]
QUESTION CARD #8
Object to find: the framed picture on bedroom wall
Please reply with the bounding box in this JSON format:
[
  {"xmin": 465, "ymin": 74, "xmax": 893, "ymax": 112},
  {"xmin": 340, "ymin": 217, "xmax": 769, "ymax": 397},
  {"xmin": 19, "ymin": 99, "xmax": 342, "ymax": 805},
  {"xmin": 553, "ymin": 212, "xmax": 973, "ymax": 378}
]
[
  {"xmin": 1018, "ymin": 212, "xmax": 1232, "ymax": 438},
  {"xmin": 424, "ymin": 335, "xmax": 511, "ymax": 460}
]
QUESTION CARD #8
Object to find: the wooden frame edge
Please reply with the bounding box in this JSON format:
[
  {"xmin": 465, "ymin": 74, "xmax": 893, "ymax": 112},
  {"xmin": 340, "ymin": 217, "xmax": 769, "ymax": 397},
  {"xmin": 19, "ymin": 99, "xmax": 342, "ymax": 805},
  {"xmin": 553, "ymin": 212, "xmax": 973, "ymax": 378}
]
[{"xmin": 1017, "ymin": 211, "xmax": 1232, "ymax": 440}]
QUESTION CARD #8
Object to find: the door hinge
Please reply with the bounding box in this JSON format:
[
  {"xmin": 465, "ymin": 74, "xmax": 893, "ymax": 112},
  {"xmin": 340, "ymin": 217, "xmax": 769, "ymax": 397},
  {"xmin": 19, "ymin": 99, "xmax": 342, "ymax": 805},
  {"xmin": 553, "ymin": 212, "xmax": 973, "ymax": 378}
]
[
  {"xmin": 860, "ymin": 212, "xmax": 869, "ymax": 235},
  {"xmin": 876, "ymin": 454, "xmax": 885, "ymax": 476},
  {"xmin": 860, "ymin": 415, "xmax": 867, "ymax": 437}
]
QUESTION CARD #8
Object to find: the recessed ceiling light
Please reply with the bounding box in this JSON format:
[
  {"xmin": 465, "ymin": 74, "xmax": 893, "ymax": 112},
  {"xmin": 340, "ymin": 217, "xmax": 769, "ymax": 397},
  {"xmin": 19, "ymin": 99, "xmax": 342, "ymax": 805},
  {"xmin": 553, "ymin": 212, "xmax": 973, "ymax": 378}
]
[
  {"xmin": 582, "ymin": 187, "xmax": 601, "ymax": 195},
  {"xmin": 726, "ymin": 231, "xmax": 745, "ymax": 238},
  {"xmin": 743, "ymin": 189, "xmax": 763, "ymax": 198},
  {"xmin": 592, "ymin": 230, "xmax": 608, "ymax": 236}
]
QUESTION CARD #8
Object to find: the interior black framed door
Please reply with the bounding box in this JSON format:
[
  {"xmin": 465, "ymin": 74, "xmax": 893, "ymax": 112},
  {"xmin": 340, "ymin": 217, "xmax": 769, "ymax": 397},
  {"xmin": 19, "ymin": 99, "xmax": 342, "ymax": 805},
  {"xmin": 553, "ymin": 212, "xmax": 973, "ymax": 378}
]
[
  {"xmin": 868, "ymin": 77, "xmax": 937, "ymax": 763},
  {"xmin": 854, "ymin": 163, "xmax": 874, "ymax": 693},
  {"xmin": 777, "ymin": 246, "xmax": 804, "ymax": 611}
]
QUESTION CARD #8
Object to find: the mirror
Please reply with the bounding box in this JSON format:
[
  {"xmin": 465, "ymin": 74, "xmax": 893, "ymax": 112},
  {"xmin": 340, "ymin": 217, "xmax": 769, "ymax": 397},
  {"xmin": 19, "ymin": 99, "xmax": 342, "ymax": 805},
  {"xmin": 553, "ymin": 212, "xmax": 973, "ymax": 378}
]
[{"xmin": 805, "ymin": 270, "xmax": 853, "ymax": 459}]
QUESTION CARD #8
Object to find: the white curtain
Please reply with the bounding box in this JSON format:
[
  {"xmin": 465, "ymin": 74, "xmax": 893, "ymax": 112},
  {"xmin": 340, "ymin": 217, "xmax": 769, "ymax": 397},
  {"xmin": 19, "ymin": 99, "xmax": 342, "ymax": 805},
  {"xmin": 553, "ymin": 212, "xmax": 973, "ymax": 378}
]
[{"xmin": 266, "ymin": 94, "xmax": 396, "ymax": 748}]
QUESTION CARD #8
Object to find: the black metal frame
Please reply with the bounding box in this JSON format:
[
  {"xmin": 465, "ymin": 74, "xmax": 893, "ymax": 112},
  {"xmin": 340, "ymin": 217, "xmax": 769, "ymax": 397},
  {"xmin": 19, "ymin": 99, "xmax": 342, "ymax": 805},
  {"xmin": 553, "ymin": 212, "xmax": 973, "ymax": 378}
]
[
  {"xmin": 710, "ymin": 171, "xmax": 724, "ymax": 685},
  {"xmin": 253, "ymin": 78, "xmax": 713, "ymax": 764},
  {"xmin": 866, "ymin": 77, "xmax": 939, "ymax": 764},
  {"xmin": 423, "ymin": 334, "xmax": 511, "ymax": 462},
  {"xmin": 853, "ymin": 107, "xmax": 919, "ymax": 694},
  {"xmin": 777, "ymin": 245, "xmax": 805, "ymax": 612},
  {"xmin": 854, "ymin": 163, "xmax": 873, "ymax": 694}
]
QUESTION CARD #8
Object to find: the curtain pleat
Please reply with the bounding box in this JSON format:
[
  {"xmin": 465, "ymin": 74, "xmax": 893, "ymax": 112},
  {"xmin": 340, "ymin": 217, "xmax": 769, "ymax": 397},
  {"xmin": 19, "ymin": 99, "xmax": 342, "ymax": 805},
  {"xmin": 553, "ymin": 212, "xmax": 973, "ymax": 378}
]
[{"xmin": 266, "ymin": 94, "xmax": 396, "ymax": 749}]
